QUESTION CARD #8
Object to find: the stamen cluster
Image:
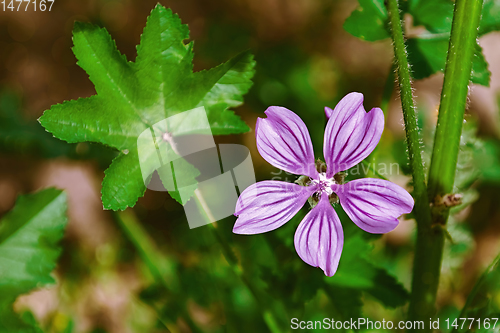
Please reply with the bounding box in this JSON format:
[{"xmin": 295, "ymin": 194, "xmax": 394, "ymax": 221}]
[{"xmin": 296, "ymin": 160, "xmax": 347, "ymax": 207}]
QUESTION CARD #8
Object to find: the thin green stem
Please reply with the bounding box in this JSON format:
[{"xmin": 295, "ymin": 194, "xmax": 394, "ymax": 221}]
[
  {"xmin": 406, "ymin": 0, "xmax": 483, "ymax": 328},
  {"xmin": 113, "ymin": 210, "xmax": 171, "ymax": 287}
]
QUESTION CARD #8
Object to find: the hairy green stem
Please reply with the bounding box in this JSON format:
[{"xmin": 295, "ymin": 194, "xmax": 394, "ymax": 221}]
[
  {"xmin": 408, "ymin": 0, "xmax": 483, "ymax": 328},
  {"xmin": 387, "ymin": 0, "xmax": 432, "ymax": 228}
]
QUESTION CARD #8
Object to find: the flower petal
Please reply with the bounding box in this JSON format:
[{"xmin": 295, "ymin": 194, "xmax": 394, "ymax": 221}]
[
  {"xmin": 333, "ymin": 178, "xmax": 414, "ymax": 234},
  {"xmin": 323, "ymin": 92, "xmax": 384, "ymax": 177},
  {"xmin": 294, "ymin": 194, "xmax": 344, "ymax": 276},
  {"xmin": 233, "ymin": 180, "xmax": 314, "ymax": 234},
  {"xmin": 256, "ymin": 106, "xmax": 318, "ymax": 178}
]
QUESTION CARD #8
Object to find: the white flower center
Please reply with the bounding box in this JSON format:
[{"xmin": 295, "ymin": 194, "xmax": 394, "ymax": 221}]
[{"xmin": 311, "ymin": 172, "xmax": 336, "ymax": 195}]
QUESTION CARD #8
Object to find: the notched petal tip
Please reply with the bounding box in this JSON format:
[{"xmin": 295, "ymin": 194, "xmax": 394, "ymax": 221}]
[
  {"xmin": 341, "ymin": 92, "xmax": 364, "ymax": 108},
  {"xmin": 336, "ymin": 178, "xmax": 414, "ymax": 234},
  {"xmin": 323, "ymin": 92, "xmax": 384, "ymax": 176},
  {"xmin": 263, "ymin": 106, "xmax": 277, "ymax": 117},
  {"xmin": 294, "ymin": 195, "xmax": 344, "ymax": 277},
  {"xmin": 263, "ymin": 105, "xmax": 292, "ymax": 118},
  {"xmin": 324, "ymin": 92, "xmax": 364, "ymax": 119},
  {"xmin": 255, "ymin": 106, "xmax": 317, "ymax": 178},
  {"xmin": 368, "ymin": 106, "xmax": 384, "ymax": 122}
]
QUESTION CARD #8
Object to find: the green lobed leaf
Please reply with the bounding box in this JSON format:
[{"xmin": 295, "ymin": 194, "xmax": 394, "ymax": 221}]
[
  {"xmin": 0, "ymin": 188, "xmax": 68, "ymax": 333},
  {"xmin": 39, "ymin": 4, "xmax": 256, "ymax": 210}
]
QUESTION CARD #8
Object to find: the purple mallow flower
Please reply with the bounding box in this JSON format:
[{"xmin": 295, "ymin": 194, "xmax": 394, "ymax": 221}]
[{"xmin": 233, "ymin": 92, "xmax": 414, "ymax": 277}]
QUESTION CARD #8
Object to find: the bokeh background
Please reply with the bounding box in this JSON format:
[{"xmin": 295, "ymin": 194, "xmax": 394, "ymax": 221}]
[{"xmin": 1, "ymin": 0, "xmax": 500, "ymax": 332}]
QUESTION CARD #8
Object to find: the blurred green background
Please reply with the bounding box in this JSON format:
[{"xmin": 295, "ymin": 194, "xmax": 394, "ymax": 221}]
[{"xmin": 1, "ymin": 0, "xmax": 500, "ymax": 332}]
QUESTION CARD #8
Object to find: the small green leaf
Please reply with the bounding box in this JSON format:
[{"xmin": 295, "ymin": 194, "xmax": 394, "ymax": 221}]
[
  {"xmin": 471, "ymin": 43, "xmax": 491, "ymax": 87},
  {"xmin": 343, "ymin": 0, "xmax": 390, "ymax": 41},
  {"xmin": 479, "ymin": 0, "xmax": 500, "ymax": 36},
  {"xmin": 410, "ymin": 0, "xmax": 454, "ymax": 33},
  {"xmin": 407, "ymin": 37, "xmax": 448, "ymax": 80},
  {"xmin": 407, "ymin": 37, "xmax": 490, "ymax": 86},
  {"xmin": 40, "ymin": 5, "xmax": 255, "ymax": 210},
  {"xmin": 0, "ymin": 189, "xmax": 68, "ymax": 333}
]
